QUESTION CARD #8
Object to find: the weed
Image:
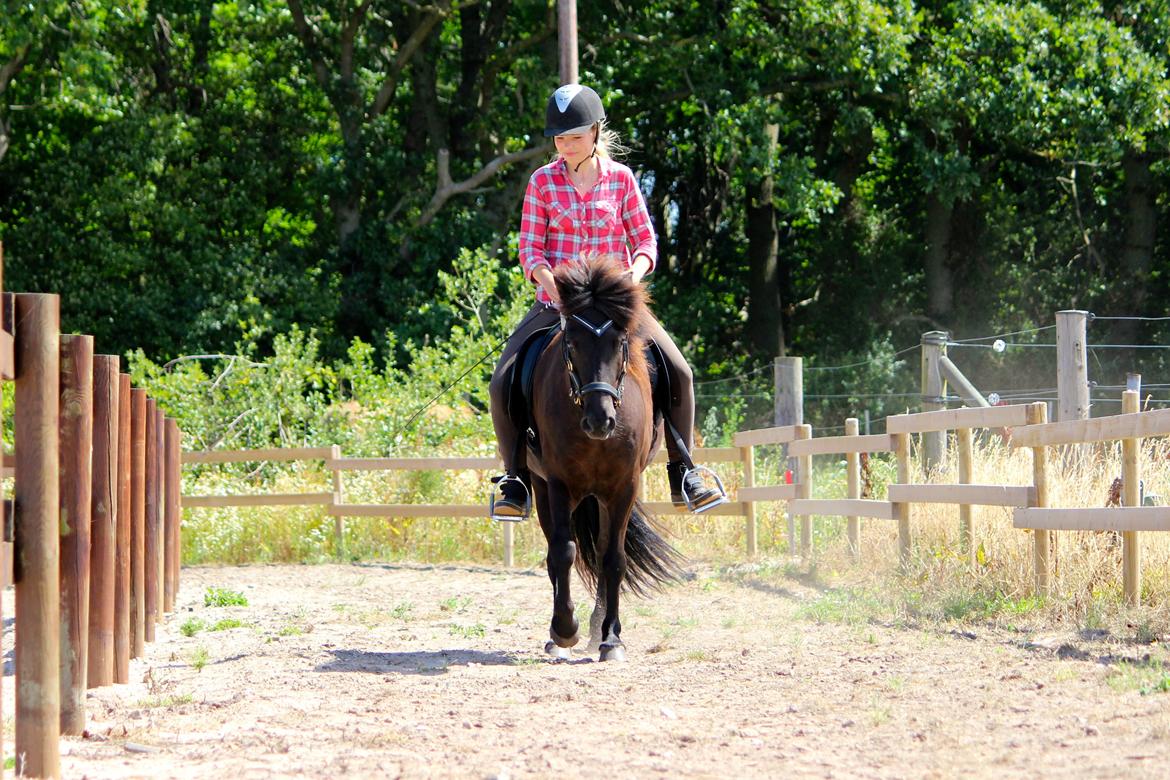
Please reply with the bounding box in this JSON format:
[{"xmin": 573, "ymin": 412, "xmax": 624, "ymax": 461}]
[
  {"xmin": 391, "ymin": 602, "xmax": 414, "ymax": 620},
  {"xmin": 180, "ymin": 618, "xmax": 205, "ymax": 637},
  {"xmin": 439, "ymin": 596, "xmax": 472, "ymax": 613},
  {"xmin": 449, "ymin": 623, "xmax": 486, "ymax": 638},
  {"xmin": 277, "ymin": 623, "xmax": 305, "ymax": 636},
  {"xmin": 211, "ymin": 618, "xmax": 246, "ymax": 631},
  {"xmin": 684, "ymin": 649, "xmax": 712, "ymax": 662},
  {"xmin": 204, "ymin": 587, "xmax": 248, "ymax": 607},
  {"xmin": 135, "ymin": 694, "xmax": 194, "ymax": 709},
  {"xmin": 189, "ymin": 646, "xmax": 209, "ymax": 671}
]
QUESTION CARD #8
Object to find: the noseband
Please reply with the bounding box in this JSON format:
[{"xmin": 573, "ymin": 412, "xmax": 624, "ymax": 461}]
[{"xmin": 561, "ymin": 313, "xmax": 629, "ymax": 407}]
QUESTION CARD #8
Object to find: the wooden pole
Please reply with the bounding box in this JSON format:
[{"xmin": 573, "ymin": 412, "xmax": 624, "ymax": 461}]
[
  {"xmin": 155, "ymin": 406, "xmax": 166, "ymax": 617},
  {"xmin": 88, "ymin": 355, "xmax": 119, "ymax": 688},
  {"xmin": 893, "ymin": 431, "xmax": 912, "ymax": 567},
  {"xmin": 557, "ymin": 0, "xmax": 578, "ymax": 85},
  {"xmin": 957, "ymin": 426, "xmax": 974, "ymax": 563},
  {"xmin": 164, "ymin": 419, "xmax": 181, "ymax": 612},
  {"xmin": 14, "ymin": 292, "xmax": 62, "ymax": 779},
  {"xmin": 795, "ymin": 424, "xmax": 813, "ymax": 560},
  {"xmin": 1056, "ymin": 310, "xmax": 1090, "ymax": 422},
  {"xmin": 775, "ymin": 356, "xmax": 803, "ymax": 552},
  {"xmin": 331, "ymin": 444, "xmax": 345, "ymax": 559},
  {"xmin": 845, "ymin": 417, "xmax": 860, "ymax": 561},
  {"xmin": 130, "ymin": 388, "xmax": 147, "ymax": 657},
  {"xmin": 1026, "ymin": 402, "xmax": 1051, "ymax": 595},
  {"xmin": 59, "ymin": 334, "xmax": 94, "ymax": 736},
  {"xmin": 920, "ymin": 330, "xmax": 948, "ymax": 470},
  {"xmin": 144, "ymin": 398, "xmax": 159, "ymax": 640},
  {"xmin": 1122, "ymin": 385, "xmax": 1141, "ymax": 605},
  {"xmin": 114, "ymin": 374, "xmax": 132, "ymax": 682},
  {"xmin": 741, "ymin": 443, "xmax": 757, "ymax": 557}
]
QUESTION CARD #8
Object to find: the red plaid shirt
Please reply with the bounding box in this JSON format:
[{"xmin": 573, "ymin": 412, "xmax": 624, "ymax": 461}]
[{"xmin": 519, "ymin": 155, "xmax": 657, "ymax": 304}]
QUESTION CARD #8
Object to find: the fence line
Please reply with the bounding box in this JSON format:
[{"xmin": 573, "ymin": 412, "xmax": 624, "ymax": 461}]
[{"xmin": 0, "ymin": 244, "xmax": 184, "ymax": 777}]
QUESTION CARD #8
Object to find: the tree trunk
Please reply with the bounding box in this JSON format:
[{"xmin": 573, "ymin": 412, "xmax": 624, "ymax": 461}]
[
  {"xmin": 745, "ymin": 123, "xmax": 784, "ymax": 357},
  {"xmin": 1113, "ymin": 150, "xmax": 1156, "ymax": 346},
  {"xmin": 923, "ymin": 193, "xmax": 954, "ymax": 323}
]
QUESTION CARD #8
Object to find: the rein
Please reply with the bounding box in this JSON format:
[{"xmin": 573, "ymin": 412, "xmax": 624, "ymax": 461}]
[{"xmin": 560, "ymin": 313, "xmax": 629, "ymax": 407}]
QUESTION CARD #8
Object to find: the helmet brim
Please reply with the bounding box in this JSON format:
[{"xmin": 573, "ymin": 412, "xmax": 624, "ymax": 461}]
[{"xmin": 544, "ymin": 123, "xmax": 596, "ymax": 137}]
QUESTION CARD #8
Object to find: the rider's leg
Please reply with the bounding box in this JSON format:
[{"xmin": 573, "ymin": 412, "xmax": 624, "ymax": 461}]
[
  {"xmin": 642, "ymin": 317, "xmax": 726, "ymax": 511},
  {"xmin": 489, "ymin": 304, "xmax": 559, "ymax": 518}
]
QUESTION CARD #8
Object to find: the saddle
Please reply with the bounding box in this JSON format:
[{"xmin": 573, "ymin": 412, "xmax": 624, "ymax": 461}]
[{"xmin": 506, "ymin": 327, "xmax": 671, "ymax": 459}]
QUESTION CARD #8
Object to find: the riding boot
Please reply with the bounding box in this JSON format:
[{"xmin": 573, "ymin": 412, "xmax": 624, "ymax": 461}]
[
  {"xmin": 491, "ymin": 470, "xmax": 531, "ymax": 521},
  {"xmin": 668, "ymin": 460, "xmax": 725, "ymax": 512}
]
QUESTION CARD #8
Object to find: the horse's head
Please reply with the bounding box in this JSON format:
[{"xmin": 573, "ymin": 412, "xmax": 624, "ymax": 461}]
[{"xmin": 553, "ymin": 255, "xmax": 652, "ymax": 440}]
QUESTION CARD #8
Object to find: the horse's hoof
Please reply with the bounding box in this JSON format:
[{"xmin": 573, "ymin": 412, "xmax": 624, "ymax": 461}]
[
  {"xmin": 550, "ymin": 629, "xmax": 579, "ymax": 649},
  {"xmin": 599, "ymin": 643, "xmax": 626, "ymax": 662},
  {"xmin": 544, "ymin": 641, "xmax": 571, "ymax": 661}
]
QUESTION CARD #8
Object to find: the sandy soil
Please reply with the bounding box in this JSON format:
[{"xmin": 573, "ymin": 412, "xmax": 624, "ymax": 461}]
[{"xmin": 8, "ymin": 560, "xmax": 1170, "ymax": 779}]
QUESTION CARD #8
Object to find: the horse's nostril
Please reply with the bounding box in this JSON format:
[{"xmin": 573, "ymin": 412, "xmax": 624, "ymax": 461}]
[
  {"xmin": 604, "ymin": 418, "xmax": 616, "ymax": 435},
  {"xmin": 580, "ymin": 417, "xmax": 592, "ymax": 434}
]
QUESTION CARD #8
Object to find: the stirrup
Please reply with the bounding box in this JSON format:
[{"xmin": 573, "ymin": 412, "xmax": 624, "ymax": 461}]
[
  {"xmin": 681, "ymin": 465, "xmax": 729, "ymax": 514},
  {"xmin": 489, "ymin": 474, "xmax": 531, "ymax": 522}
]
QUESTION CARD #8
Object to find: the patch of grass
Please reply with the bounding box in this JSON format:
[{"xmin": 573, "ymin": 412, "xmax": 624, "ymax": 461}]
[
  {"xmin": 135, "ymin": 693, "xmax": 194, "ymax": 709},
  {"xmin": 721, "ymin": 616, "xmax": 737, "ymax": 629},
  {"xmin": 797, "ymin": 588, "xmax": 886, "ymax": 626},
  {"xmin": 210, "ymin": 618, "xmax": 246, "ymax": 631},
  {"xmin": 673, "ymin": 616, "xmax": 699, "ymax": 628},
  {"xmin": 4, "ymin": 757, "xmax": 14, "ymax": 771},
  {"xmin": 204, "ymin": 586, "xmax": 248, "ymax": 607},
  {"xmin": 684, "ymin": 649, "xmax": 712, "ymax": 662},
  {"xmin": 439, "ymin": 596, "xmax": 472, "ymax": 613},
  {"xmin": 634, "ymin": 605, "xmax": 656, "ymax": 618},
  {"xmin": 391, "ymin": 602, "xmax": 414, "ymax": 620},
  {"xmin": 1107, "ymin": 660, "xmax": 1170, "ymax": 695},
  {"xmin": 189, "ymin": 646, "xmax": 210, "ymax": 672},
  {"xmin": 277, "ymin": 623, "xmax": 306, "ymax": 636},
  {"xmin": 180, "ymin": 617, "xmax": 205, "ymax": 637},
  {"xmin": 449, "ymin": 623, "xmax": 486, "ymax": 638}
]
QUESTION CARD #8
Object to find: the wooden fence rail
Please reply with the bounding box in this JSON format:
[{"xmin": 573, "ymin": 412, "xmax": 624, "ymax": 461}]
[{"xmin": 0, "ymin": 245, "xmax": 184, "ymax": 778}]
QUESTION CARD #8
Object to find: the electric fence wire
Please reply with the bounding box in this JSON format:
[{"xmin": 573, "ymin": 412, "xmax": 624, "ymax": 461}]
[
  {"xmin": 1090, "ymin": 315, "xmax": 1170, "ymax": 322},
  {"xmin": 947, "ymin": 324, "xmax": 1057, "ymax": 343}
]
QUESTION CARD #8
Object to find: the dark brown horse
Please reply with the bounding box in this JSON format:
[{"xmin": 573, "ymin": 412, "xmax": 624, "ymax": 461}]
[{"xmin": 529, "ymin": 256, "xmax": 683, "ymax": 662}]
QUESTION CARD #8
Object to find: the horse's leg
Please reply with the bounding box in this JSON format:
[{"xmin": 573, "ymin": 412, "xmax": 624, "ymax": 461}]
[
  {"xmin": 544, "ymin": 478, "xmax": 580, "ymax": 656},
  {"xmin": 587, "ymin": 577, "xmax": 606, "ymax": 651},
  {"xmin": 598, "ymin": 487, "xmax": 635, "ymax": 662}
]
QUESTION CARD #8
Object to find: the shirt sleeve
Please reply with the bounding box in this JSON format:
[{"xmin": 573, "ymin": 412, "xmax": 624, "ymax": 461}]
[
  {"xmin": 620, "ymin": 169, "xmax": 657, "ymax": 272},
  {"xmin": 518, "ymin": 173, "xmax": 551, "ymax": 282}
]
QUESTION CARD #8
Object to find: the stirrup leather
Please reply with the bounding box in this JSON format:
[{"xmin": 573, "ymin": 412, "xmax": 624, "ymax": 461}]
[
  {"xmin": 489, "ymin": 474, "xmax": 532, "ymax": 522},
  {"xmin": 680, "ymin": 465, "xmax": 729, "ymax": 514}
]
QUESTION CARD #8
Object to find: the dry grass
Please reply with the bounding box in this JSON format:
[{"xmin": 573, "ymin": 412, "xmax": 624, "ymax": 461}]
[{"xmin": 181, "ymin": 434, "xmax": 1170, "ymax": 632}]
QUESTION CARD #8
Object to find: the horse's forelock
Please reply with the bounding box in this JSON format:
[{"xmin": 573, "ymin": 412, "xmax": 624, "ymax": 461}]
[{"xmin": 555, "ymin": 256, "xmax": 651, "ymax": 335}]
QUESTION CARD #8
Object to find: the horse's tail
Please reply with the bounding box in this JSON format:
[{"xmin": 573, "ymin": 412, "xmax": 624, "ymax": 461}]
[{"xmin": 571, "ymin": 497, "xmax": 686, "ymax": 597}]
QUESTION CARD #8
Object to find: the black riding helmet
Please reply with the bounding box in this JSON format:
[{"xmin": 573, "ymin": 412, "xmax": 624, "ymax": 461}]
[{"xmin": 544, "ymin": 84, "xmax": 605, "ymax": 136}]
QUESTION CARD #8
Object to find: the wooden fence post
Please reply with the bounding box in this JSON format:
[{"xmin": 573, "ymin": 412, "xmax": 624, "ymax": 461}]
[
  {"xmin": 1026, "ymin": 402, "xmax": 1051, "ymax": 595},
  {"xmin": 59, "ymin": 334, "xmax": 94, "ymax": 736},
  {"xmin": 920, "ymin": 331, "xmax": 948, "ymax": 471},
  {"xmin": 1056, "ymin": 310, "xmax": 1090, "ymax": 422},
  {"xmin": 845, "ymin": 418, "xmax": 860, "ymax": 561},
  {"xmin": 795, "ymin": 424, "xmax": 812, "ymax": 560},
  {"xmin": 558, "ymin": 0, "xmax": 578, "ymax": 85},
  {"xmin": 130, "ymin": 388, "xmax": 147, "ymax": 657},
  {"xmin": 155, "ymin": 406, "xmax": 166, "ymax": 616},
  {"xmin": 775, "ymin": 357, "xmax": 803, "ymax": 551},
  {"xmin": 115, "ymin": 374, "xmax": 132, "ymax": 681},
  {"xmin": 144, "ymin": 398, "xmax": 159, "ymax": 641},
  {"xmin": 164, "ymin": 418, "xmax": 181, "ymax": 612},
  {"xmin": 957, "ymin": 426, "xmax": 974, "ymax": 563},
  {"xmin": 1122, "ymin": 387, "xmax": 1141, "ymax": 605},
  {"xmin": 893, "ymin": 431, "xmax": 911, "ymax": 566},
  {"xmin": 331, "ymin": 444, "xmax": 345, "ymax": 559},
  {"xmin": 88, "ymin": 355, "xmax": 119, "ymax": 688},
  {"xmin": 14, "ymin": 292, "xmax": 62, "ymax": 779},
  {"xmin": 741, "ymin": 443, "xmax": 757, "ymax": 557}
]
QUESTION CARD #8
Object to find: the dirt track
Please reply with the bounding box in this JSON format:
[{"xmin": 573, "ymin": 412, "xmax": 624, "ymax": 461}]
[{"xmin": 16, "ymin": 561, "xmax": 1170, "ymax": 778}]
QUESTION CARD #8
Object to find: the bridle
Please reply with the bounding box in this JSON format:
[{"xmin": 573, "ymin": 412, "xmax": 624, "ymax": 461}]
[{"xmin": 560, "ymin": 313, "xmax": 629, "ymax": 407}]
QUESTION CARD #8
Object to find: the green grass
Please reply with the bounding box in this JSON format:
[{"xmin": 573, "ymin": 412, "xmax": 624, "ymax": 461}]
[
  {"xmin": 180, "ymin": 617, "xmax": 206, "ymax": 637},
  {"xmin": 1107, "ymin": 660, "xmax": 1170, "ymax": 695},
  {"xmin": 449, "ymin": 623, "xmax": 486, "ymax": 638},
  {"xmin": 204, "ymin": 586, "xmax": 248, "ymax": 607},
  {"xmin": 189, "ymin": 646, "xmax": 210, "ymax": 672},
  {"xmin": 135, "ymin": 694, "xmax": 194, "ymax": 709},
  {"xmin": 796, "ymin": 588, "xmax": 887, "ymax": 626},
  {"xmin": 211, "ymin": 618, "xmax": 246, "ymax": 631},
  {"xmin": 439, "ymin": 596, "xmax": 472, "ymax": 613}
]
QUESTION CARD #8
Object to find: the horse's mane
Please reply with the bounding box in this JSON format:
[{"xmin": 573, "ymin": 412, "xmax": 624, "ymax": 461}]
[{"xmin": 553, "ymin": 255, "xmax": 653, "ymax": 337}]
